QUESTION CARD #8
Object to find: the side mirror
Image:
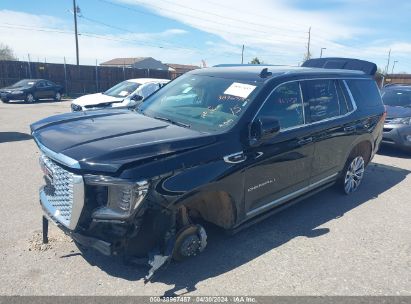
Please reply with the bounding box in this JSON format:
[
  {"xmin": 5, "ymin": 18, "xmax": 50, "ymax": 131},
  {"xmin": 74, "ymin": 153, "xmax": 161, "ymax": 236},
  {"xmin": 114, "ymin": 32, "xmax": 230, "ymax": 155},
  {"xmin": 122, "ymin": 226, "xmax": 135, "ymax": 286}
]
[
  {"xmin": 249, "ymin": 116, "xmax": 280, "ymax": 146},
  {"xmin": 131, "ymin": 94, "xmax": 143, "ymax": 102}
]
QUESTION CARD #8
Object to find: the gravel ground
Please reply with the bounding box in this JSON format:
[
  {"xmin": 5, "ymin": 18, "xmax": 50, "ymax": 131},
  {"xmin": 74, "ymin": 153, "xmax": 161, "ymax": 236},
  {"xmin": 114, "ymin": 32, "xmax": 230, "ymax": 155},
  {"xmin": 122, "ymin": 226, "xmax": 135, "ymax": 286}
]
[{"xmin": 0, "ymin": 100, "xmax": 410, "ymax": 296}]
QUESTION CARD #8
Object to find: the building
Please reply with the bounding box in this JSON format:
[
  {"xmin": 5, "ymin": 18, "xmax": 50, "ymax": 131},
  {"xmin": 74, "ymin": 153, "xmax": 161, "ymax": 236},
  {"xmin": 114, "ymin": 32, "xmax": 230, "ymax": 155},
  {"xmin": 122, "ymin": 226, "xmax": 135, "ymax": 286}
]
[
  {"xmin": 100, "ymin": 57, "xmax": 169, "ymax": 70},
  {"xmin": 166, "ymin": 63, "xmax": 200, "ymax": 78}
]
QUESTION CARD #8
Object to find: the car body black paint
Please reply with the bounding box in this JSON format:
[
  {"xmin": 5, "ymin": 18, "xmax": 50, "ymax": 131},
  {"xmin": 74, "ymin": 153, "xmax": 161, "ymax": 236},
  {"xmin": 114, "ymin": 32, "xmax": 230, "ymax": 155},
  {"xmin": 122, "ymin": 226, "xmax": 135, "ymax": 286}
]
[{"xmin": 31, "ymin": 65, "xmax": 385, "ymax": 272}]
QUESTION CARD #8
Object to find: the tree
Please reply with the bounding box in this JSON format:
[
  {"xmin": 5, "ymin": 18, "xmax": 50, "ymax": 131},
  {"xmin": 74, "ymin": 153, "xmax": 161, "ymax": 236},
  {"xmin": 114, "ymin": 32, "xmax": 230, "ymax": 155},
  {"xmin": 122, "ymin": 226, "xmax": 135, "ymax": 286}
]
[
  {"xmin": 0, "ymin": 43, "xmax": 17, "ymax": 61},
  {"xmin": 249, "ymin": 57, "xmax": 261, "ymax": 64}
]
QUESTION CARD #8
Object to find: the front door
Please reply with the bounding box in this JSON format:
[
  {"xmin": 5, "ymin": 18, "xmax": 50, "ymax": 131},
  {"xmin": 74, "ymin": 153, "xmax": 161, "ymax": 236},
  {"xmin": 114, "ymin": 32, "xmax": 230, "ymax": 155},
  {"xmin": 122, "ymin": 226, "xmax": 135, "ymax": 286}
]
[{"xmin": 244, "ymin": 81, "xmax": 314, "ymax": 217}]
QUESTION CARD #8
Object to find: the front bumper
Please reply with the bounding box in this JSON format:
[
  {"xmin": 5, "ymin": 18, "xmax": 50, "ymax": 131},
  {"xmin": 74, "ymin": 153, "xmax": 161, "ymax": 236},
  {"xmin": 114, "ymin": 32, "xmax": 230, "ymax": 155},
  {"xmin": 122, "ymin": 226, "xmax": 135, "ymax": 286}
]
[
  {"xmin": 382, "ymin": 124, "xmax": 411, "ymax": 150},
  {"xmin": 0, "ymin": 92, "xmax": 25, "ymax": 100},
  {"xmin": 40, "ymin": 188, "xmax": 114, "ymax": 256}
]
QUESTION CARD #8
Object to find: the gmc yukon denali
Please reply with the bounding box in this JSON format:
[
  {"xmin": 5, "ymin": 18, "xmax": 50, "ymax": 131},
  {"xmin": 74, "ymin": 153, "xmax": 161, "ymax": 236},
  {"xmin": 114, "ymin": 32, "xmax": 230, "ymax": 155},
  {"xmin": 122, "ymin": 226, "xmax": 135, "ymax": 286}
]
[{"xmin": 31, "ymin": 58, "xmax": 385, "ymax": 281}]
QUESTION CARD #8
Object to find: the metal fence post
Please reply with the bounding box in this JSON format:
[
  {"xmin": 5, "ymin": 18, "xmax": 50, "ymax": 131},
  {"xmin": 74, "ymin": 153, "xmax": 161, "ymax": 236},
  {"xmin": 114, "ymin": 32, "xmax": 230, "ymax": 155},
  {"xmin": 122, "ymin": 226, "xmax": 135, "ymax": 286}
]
[
  {"xmin": 63, "ymin": 57, "xmax": 68, "ymax": 97},
  {"xmin": 95, "ymin": 59, "xmax": 99, "ymax": 92},
  {"xmin": 27, "ymin": 53, "xmax": 32, "ymax": 78}
]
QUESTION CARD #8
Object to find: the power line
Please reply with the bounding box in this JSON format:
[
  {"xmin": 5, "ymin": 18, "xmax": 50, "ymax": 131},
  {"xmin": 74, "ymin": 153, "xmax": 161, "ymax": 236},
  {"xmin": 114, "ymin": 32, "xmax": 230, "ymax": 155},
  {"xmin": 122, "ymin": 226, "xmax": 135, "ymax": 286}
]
[
  {"xmin": 77, "ymin": 15, "xmax": 199, "ymax": 52},
  {"xmin": 154, "ymin": 0, "xmax": 308, "ymax": 38},
  {"xmin": 0, "ymin": 23, "xmax": 197, "ymax": 51},
  {"xmin": 96, "ymin": 0, "xmax": 307, "ymax": 40}
]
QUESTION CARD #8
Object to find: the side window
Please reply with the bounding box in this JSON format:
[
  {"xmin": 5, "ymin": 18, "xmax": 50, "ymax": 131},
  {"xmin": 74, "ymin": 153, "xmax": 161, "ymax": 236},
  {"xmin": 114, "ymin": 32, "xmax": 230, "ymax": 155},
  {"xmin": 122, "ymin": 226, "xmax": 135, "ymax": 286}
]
[
  {"xmin": 302, "ymin": 79, "xmax": 340, "ymax": 122},
  {"xmin": 257, "ymin": 82, "xmax": 304, "ymax": 129},
  {"xmin": 345, "ymin": 79, "xmax": 383, "ymax": 109},
  {"xmin": 335, "ymin": 80, "xmax": 350, "ymax": 115},
  {"xmin": 36, "ymin": 81, "xmax": 45, "ymax": 88},
  {"xmin": 46, "ymin": 81, "xmax": 54, "ymax": 87}
]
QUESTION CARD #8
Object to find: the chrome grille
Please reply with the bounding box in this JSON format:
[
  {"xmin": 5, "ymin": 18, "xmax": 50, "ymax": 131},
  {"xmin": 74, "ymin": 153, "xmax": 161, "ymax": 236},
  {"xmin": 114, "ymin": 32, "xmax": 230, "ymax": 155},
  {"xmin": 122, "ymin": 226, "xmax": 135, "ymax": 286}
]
[{"xmin": 40, "ymin": 155, "xmax": 74, "ymax": 226}]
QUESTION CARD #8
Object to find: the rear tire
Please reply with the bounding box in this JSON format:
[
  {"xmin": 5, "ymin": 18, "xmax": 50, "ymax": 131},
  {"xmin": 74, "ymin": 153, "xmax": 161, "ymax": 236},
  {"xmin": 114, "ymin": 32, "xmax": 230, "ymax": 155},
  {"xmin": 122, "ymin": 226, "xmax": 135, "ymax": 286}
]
[
  {"xmin": 1, "ymin": 98, "xmax": 9, "ymax": 103},
  {"xmin": 54, "ymin": 92, "xmax": 62, "ymax": 102},
  {"xmin": 338, "ymin": 154, "xmax": 366, "ymax": 195}
]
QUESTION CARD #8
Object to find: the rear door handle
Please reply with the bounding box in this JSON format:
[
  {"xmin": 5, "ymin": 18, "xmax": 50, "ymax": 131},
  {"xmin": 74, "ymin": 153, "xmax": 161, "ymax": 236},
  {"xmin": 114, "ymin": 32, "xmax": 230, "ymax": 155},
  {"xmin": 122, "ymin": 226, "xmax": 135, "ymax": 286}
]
[{"xmin": 297, "ymin": 137, "xmax": 313, "ymax": 145}]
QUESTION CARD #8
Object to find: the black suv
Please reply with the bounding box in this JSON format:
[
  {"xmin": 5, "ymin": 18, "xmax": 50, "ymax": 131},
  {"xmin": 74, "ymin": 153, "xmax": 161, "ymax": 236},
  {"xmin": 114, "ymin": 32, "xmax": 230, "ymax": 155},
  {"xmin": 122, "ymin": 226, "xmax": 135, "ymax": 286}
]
[{"xmin": 31, "ymin": 58, "xmax": 385, "ymax": 281}]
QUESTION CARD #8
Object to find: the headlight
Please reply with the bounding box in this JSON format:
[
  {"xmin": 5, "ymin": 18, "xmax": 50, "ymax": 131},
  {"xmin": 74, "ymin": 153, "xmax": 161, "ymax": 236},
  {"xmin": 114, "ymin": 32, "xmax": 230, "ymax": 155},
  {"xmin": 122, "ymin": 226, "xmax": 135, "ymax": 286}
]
[
  {"xmin": 12, "ymin": 90, "xmax": 23, "ymax": 94},
  {"xmin": 389, "ymin": 117, "xmax": 411, "ymax": 125},
  {"xmin": 85, "ymin": 176, "xmax": 149, "ymax": 220}
]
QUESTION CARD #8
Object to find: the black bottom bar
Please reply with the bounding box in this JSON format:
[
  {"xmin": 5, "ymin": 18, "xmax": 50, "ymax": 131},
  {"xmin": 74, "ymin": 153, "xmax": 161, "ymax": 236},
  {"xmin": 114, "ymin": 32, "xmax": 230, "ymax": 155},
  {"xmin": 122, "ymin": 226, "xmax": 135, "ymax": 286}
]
[{"xmin": 42, "ymin": 216, "xmax": 49, "ymax": 244}]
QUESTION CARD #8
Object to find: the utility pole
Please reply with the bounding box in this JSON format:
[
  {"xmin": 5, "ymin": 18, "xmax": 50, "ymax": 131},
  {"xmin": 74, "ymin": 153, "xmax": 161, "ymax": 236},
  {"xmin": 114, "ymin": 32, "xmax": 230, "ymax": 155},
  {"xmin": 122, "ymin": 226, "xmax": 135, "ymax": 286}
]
[
  {"xmin": 306, "ymin": 26, "xmax": 311, "ymax": 60},
  {"xmin": 73, "ymin": 0, "xmax": 80, "ymax": 65},
  {"xmin": 391, "ymin": 60, "xmax": 398, "ymax": 74},
  {"xmin": 241, "ymin": 44, "xmax": 244, "ymax": 64},
  {"xmin": 320, "ymin": 47, "xmax": 326, "ymax": 58},
  {"xmin": 385, "ymin": 49, "xmax": 391, "ymax": 75}
]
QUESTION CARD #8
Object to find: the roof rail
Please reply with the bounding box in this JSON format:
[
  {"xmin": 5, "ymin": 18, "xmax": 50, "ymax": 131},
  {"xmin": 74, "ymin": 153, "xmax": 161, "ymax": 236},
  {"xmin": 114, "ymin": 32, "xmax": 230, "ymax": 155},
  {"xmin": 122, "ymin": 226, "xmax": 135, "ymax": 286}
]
[{"xmin": 302, "ymin": 57, "xmax": 377, "ymax": 76}]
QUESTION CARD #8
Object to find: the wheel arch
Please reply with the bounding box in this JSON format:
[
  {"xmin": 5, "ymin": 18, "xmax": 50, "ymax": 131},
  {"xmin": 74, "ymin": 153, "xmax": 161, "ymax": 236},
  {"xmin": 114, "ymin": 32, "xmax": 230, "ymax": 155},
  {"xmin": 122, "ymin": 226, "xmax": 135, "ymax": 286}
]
[{"xmin": 174, "ymin": 189, "xmax": 238, "ymax": 230}]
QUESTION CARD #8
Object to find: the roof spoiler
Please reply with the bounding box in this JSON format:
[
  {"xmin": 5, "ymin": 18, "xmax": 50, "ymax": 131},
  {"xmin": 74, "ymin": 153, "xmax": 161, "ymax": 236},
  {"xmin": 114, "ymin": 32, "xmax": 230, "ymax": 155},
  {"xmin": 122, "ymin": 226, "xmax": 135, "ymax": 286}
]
[
  {"xmin": 213, "ymin": 64, "xmax": 275, "ymax": 67},
  {"xmin": 302, "ymin": 58, "xmax": 377, "ymax": 76}
]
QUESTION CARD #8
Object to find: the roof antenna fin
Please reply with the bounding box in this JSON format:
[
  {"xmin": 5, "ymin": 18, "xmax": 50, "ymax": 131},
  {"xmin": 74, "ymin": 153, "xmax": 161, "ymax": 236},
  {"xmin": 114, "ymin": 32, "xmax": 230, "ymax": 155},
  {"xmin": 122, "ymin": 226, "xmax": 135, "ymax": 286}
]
[{"xmin": 259, "ymin": 68, "xmax": 272, "ymax": 78}]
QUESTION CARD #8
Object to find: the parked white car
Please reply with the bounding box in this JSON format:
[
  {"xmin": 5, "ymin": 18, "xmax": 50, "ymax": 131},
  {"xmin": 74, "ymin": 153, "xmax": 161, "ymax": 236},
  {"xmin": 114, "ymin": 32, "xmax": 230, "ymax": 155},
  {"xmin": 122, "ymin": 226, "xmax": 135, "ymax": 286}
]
[{"xmin": 71, "ymin": 78, "xmax": 169, "ymax": 111}]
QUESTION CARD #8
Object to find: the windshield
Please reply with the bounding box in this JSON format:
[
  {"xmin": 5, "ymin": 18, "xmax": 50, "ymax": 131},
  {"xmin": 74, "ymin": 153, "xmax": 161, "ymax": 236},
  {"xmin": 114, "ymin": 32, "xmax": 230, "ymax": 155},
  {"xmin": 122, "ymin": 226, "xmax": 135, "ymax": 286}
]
[
  {"xmin": 382, "ymin": 89, "xmax": 411, "ymax": 107},
  {"xmin": 139, "ymin": 74, "xmax": 262, "ymax": 132},
  {"xmin": 104, "ymin": 81, "xmax": 140, "ymax": 98},
  {"xmin": 11, "ymin": 80, "xmax": 37, "ymax": 87}
]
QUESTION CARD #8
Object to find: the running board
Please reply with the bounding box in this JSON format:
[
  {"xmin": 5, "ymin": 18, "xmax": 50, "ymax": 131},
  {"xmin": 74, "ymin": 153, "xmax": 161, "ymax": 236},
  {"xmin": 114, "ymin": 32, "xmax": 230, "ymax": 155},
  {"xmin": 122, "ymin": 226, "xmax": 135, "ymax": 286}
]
[{"xmin": 227, "ymin": 181, "xmax": 336, "ymax": 235}]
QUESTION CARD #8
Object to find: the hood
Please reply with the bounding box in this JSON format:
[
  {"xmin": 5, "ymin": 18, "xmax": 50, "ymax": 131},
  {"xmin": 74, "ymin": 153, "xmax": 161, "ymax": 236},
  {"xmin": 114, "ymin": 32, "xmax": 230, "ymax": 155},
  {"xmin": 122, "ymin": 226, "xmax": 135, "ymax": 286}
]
[
  {"xmin": 1, "ymin": 86, "xmax": 31, "ymax": 92},
  {"xmin": 385, "ymin": 105, "xmax": 411, "ymax": 119},
  {"xmin": 72, "ymin": 93, "xmax": 124, "ymax": 107},
  {"xmin": 31, "ymin": 110, "xmax": 214, "ymax": 173}
]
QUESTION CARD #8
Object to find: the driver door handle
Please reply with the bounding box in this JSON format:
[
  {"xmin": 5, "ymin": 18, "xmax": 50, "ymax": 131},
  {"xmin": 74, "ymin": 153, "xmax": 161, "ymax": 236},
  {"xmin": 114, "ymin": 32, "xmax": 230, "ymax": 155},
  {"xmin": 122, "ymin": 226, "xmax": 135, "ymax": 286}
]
[{"xmin": 224, "ymin": 151, "xmax": 246, "ymax": 164}]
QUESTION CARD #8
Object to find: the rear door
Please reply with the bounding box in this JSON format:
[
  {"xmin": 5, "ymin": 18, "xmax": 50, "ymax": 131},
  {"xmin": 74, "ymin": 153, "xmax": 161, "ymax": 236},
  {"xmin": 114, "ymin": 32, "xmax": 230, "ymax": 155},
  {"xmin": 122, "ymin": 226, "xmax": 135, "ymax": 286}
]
[
  {"xmin": 243, "ymin": 81, "xmax": 315, "ymax": 217},
  {"xmin": 45, "ymin": 81, "xmax": 57, "ymax": 98},
  {"xmin": 300, "ymin": 79, "xmax": 357, "ymax": 183},
  {"xmin": 34, "ymin": 81, "xmax": 47, "ymax": 99}
]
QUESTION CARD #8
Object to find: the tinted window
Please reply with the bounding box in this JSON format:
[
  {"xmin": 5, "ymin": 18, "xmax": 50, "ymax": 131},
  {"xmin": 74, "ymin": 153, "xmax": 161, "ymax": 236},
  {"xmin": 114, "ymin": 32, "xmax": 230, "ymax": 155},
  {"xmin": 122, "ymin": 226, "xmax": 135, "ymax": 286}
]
[
  {"xmin": 335, "ymin": 80, "xmax": 351, "ymax": 115},
  {"xmin": 382, "ymin": 89, "xmax": 411, "ymax": 107},
  {"xmin": 302, "ymin": 80, "xmax": 340, "ymax": 122},
  {"xmin": 36, "ymin": 81, "xmax": 45, "ymax": 88},
  {"xmin": 11, "ymin": 80, "xmax": 37, "ymax": 87},
  {"xmin": 46, "ymin": 81, "xmax": 54, "ymax": 87},
  {"xmin": 345, "ymin": 79, "xmax": 382, "ymax": 108},
  {"xmin": 257, "ymin": 82, "xmax": 304, "ymax": 129}
]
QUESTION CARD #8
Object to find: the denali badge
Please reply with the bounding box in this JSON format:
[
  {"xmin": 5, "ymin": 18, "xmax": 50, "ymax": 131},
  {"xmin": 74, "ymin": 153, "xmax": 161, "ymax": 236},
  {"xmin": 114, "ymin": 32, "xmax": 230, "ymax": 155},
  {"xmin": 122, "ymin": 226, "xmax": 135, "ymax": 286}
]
[{"xmin": 248, "ymin": 179, "xmax": 275, "ymax": 192}]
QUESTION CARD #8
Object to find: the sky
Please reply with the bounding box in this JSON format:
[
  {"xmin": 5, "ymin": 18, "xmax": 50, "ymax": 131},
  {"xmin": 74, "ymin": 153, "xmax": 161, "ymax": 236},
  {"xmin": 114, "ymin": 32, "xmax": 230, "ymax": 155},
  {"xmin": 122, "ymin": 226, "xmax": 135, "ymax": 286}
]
[{"xmin": 1, "ymin": 0, "xmax": 411, "ymax": 72}]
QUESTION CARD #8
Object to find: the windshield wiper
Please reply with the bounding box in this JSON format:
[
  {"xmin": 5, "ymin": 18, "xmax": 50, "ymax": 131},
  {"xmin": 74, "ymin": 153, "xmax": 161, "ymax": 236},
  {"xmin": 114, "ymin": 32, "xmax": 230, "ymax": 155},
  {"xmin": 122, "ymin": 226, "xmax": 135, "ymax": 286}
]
[{"xmin": 154, "ymin": 116, "xmax": 191, "ymax": 128}]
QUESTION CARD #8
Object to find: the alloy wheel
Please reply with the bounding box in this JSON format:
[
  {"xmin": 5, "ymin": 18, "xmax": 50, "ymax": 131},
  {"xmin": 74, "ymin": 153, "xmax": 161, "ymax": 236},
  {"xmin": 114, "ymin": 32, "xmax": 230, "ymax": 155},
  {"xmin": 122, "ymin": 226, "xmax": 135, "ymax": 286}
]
[
  {"xmin": 344, "ymin": 156, "xmax": 365, "ymax": 194},
  {"xmin": 26, "ymin": 94, "xmax": 35, "ymax": 103},
  {"xmin": 55, "ymin": 92, "xmax": 61, "ymax": 101}
]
